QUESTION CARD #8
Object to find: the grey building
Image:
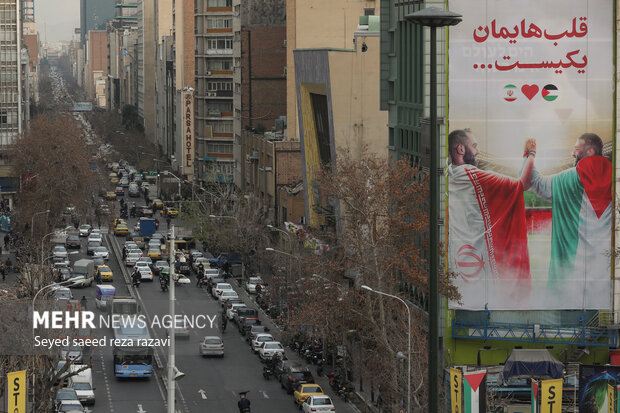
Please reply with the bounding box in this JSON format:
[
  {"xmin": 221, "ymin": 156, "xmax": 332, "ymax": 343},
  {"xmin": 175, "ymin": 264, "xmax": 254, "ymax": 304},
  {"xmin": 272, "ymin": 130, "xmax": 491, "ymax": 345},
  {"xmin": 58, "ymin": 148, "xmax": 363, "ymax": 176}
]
[{"xmin": 80, "ymin": 0, "xmax": 116, "ymax": 45}]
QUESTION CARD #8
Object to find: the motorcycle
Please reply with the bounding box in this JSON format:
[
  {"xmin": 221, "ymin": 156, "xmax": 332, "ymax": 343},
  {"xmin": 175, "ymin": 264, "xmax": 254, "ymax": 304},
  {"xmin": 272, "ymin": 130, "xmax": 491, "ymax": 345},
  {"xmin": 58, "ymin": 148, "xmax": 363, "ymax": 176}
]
[
  {"xmin": 262, "ymin": 366, "xmax": 273, "ymax": 380},
  {"xmin": 132, "ymin": 277, "xmax": 141, "ymax": 288},
  {"xmin": 160, "ymin": 276, "xmax": 169, "ymax": 292}
]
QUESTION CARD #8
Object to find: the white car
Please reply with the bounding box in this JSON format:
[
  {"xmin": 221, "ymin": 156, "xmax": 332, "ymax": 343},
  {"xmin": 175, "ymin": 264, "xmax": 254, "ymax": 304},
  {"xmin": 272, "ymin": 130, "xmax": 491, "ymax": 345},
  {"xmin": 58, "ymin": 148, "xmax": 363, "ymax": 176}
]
[
  {"xmin": 92, "ymin": 246, "xmax": 109, "ymax": 260},
  {"xmin": 56, "ymin": 400, "xmax": 84, "ymax": 412},
  {"xmin": 134, "ymin": 262, "xmax": 153, "ymax": 281},
  {"xmin": 258, "ymin": 341, "xmax": 285, "ymax": 360},
  {"xmin": 302, "ymin": 395, "xmax": 335, "ymax": 413},
  {"xmin": 251, "ymin": 333, "xmax": 274, "ymax": 352},
  {"xmin": 53, "ymin": 245, "xmax": 69, "ymax": 259},
  {"xmin": 193, "ymin": 257, "xmax": 209, "ymax": 272},
  {"xmin": 90, "ymin": 229, "xmax": 102, "ymax": 237},
  {"xmin": 218, "ymin": 290, "xmax": 239, "ymax": 305},
  {"xmin": 125, "ymin": 252, "xmax": 141, "ymax": 267},
  {"xmin": 245, "ymin": 276, "xmax": 264, "ymax": 294},
  {"xmin": 199, "ymin": 336, "xmax": 224, "ymax": 357},
  {"xmin": 204, "ymin": 269, "xmax": 219, "ymax": 280},
  {"xmin": 78, "ymin": 224, "xmax": 91, "ymax": 237},
  {"xmin": 226, "ymin": 303, "xmax": 245, "ymax": 320},
  {"xmin": 87, "ymin": 233, "xmax": 102, "ymax": 244},
  {"xmin": 213, "ymin": 283, "xmax": 233, "ymax": 297}
]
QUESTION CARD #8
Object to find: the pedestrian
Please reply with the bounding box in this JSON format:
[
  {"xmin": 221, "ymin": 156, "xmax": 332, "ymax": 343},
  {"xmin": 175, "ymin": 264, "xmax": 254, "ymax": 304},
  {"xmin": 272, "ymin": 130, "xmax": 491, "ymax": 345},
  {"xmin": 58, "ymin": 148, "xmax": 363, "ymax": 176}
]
[
  {"xmin": 221, "ymin": 315, "xmax": 227, "ymax": 332},
  {"xmin": 80, "ymin": 296, "xmax": 88, "ymax": 310},
  {"xmin": 5, "ymin": 258, "xmax": 11, "ymax": 273}
]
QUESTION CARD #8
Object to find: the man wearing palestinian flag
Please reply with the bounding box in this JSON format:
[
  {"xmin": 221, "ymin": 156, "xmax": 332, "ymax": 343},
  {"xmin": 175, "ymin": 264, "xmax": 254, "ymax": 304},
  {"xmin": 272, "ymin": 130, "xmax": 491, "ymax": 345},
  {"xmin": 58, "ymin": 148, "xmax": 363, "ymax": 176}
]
[
  {"xmin": 522, "ymin": 134, "xmax": 612, "ymax": 306},
  {"xmin": 448, "ymin": 129, "xmax": 535, "ymax": 309}
]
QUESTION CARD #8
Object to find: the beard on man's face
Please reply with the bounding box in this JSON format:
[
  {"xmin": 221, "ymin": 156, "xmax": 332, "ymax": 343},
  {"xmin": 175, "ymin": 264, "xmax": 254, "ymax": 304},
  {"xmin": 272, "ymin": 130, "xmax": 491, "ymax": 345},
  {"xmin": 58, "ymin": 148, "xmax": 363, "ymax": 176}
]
[{"xmin": 463, "ymin": 148, "xmax": 478, "ymax": 167}]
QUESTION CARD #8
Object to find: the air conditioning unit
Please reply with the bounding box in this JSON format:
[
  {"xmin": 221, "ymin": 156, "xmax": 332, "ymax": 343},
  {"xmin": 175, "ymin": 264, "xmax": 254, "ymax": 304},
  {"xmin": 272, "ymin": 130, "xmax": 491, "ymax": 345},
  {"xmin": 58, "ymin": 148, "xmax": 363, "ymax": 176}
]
[
  {"xmin": 206, "ymin": 71, "xmax": 212, "ymax": 76},
  {"xmin": 206, "ymin": 92, "xmax": 217, "ymax": 97}
]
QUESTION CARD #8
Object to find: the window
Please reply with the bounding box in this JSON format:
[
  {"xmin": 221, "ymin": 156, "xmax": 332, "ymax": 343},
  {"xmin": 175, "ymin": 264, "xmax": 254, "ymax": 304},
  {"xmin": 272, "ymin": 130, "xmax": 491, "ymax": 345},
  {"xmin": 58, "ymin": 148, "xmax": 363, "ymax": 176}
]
[
  {"xmin": 207, "ymin": 59, "xmax": 232, "ymax": 71},
  {"xmin": 207, "ymin": 0, "xmax": 232, "ymax": 7},
  {"xmin": 207, "ymin": 102, "xmax": 232, "ymax": 113},
  {"xmin": 217, "ymin": 162, "xmax": 234, "ymax": 175},
  {"xmin": 207, "ymin": 17, "xmax": 232, "ymax": 29},
  {"xmin": 207, "ymin": 37, "xmax": 233, "ymax": 50},
  {"xmin": 281, "ymin": 207, "xmax": 287, "ymax": 222},
  {"xmin": 207, "ymin": 143, "xmax": 233, "ymax": 153},
  {"xmin": 207, "ymin": 121, "xmax": 233, "ymax": 133},
  {"xmin": 0, "ymin": 111, "xmax": 6, "ymax": 124},
  {"xmin": 207, "ymin": 81, "xmax": 232, "ymax": 91}
]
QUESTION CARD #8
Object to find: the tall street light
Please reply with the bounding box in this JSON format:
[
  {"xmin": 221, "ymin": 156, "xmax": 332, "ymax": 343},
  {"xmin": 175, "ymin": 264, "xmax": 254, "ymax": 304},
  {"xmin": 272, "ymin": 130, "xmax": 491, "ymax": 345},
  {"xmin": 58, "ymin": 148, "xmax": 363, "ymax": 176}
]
[
  {"xmin": 267, "ymin": 224, "xmax": 291, "ymax": 249},
  {"xmin": 265, "ymin": 247, "xmax": 300, "ymax": 325},
  {"xmin": 361, "ymin": 285, "xmax": 411, "ymax": 413},
  {"xmin": 31, "ymin": 209, "xmax": 51, "ymax": 238},
  {"xmin": 163, "ymin": 170, "xmax": 182, "ymax": 200},
  {"xmin": 404, "ymin": 7, "xmax": 462, "ymax": 413}
]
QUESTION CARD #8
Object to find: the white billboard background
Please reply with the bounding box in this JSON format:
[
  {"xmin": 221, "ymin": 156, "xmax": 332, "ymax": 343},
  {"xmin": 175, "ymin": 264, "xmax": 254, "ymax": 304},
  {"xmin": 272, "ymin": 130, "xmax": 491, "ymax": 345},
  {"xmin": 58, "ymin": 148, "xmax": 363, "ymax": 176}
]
[{"xmin": 448, "ymin": 0, "xmax": 614, "ymax": 310}]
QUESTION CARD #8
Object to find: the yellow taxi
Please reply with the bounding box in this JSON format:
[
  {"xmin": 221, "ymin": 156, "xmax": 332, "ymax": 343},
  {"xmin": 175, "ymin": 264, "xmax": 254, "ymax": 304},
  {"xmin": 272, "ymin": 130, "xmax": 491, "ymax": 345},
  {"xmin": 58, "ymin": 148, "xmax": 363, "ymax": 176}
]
[
  {"xmin": 110, "ymin": 177, "xmax": 119, "ymax": 184},
  {"xmin": 96, "ymin": 265, "xmax": 114, "ymax": 281},
  {"xmin": 147, "ymin": 248, "xmax": 162, "ymax": 260},
  {"xmin": 108, "ymin": 172, "xmax": 118, "ymax": 179},
  {"xmin": 104, "ymin": 191, "xmax": 117, "ymax": 200},
  {"xmin": 150, "ymin": 199, "xmax": 164, "ymax": 210},
  {"xmin": 294, "ymin": 384, "xmax": 324, "ymax": 407},
  {"xmin": 163, "ymin": 207, "xmax": 179, "ymax": 217},
  {"xmin": 110, "ymin": 217, "xmax": 126, "ymax": 228},
  {"xmin": 114, "ymin": 223, "xmax": 129, "ymax": 236}
]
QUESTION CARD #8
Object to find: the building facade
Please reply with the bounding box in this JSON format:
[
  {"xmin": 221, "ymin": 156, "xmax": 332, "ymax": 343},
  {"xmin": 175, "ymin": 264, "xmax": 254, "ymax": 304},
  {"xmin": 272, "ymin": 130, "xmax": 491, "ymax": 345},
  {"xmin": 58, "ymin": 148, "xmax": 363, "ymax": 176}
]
[
  {"xmin": 233, "ymin": 0, "xmax": 286, "ymax": 191},
  {"xmin": 80, "ymin": 0, "xmax": 116, "ymax": 45}
]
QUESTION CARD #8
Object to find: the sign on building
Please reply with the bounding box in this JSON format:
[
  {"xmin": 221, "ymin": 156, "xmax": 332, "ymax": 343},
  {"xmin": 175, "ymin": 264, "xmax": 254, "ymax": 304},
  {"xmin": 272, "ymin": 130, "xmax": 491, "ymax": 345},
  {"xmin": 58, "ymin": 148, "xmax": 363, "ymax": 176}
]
[
  {"xmin": 182, "ymin": 90, "xmax": 195, "ymax": 178},
  {"xmin": 447, "ymin": 0, "xmax": 614, "ymax": 310}
]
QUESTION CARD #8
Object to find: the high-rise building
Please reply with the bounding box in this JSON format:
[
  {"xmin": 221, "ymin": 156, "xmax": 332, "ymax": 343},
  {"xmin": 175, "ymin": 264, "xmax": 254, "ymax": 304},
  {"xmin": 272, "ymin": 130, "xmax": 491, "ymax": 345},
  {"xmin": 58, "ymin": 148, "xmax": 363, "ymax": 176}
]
[
  {"xmin": 21, "ymin": 0, "xmax": 33, "ymax": 22},
  {"xmin": 80, "ymin": 0, "xmax": 116, "ymax": 45},
  {"xmin": 0, "ymin": 0, "xmax": 22, "ymax": 144}
]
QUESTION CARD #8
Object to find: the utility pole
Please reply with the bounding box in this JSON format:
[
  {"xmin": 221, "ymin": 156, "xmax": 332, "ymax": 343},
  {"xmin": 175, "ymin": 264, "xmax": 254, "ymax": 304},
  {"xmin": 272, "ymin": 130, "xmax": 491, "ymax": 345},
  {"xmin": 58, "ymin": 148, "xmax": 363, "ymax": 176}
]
[{"xmin": 167, "ymin": 225, "xmax": 176, "ymax": 413}]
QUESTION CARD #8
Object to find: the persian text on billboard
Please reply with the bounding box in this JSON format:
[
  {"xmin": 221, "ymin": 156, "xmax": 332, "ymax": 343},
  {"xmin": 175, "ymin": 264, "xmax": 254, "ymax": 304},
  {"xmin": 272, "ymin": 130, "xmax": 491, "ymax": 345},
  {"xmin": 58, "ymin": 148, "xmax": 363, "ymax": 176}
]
[{"xmin": 447, "ymin": 0, "xmax": 613, "ymax": 310}]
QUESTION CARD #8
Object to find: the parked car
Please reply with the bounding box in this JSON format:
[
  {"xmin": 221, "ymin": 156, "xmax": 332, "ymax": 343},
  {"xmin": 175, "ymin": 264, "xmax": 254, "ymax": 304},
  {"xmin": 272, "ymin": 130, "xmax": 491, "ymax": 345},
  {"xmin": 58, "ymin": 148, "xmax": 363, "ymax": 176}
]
[
  {"xmin": 199, "ymin": 336, "xmax": 224, "ymax": 357},
  {"xmin": 273, "ymin": 359, "xmax": 302, "ymax": 381},
  {"xmin": 258, "ymin": 341, "xmax": 285, "ymax": 361},
  {"xmin": 226, "ymin": 302, "xmax": 246, "ymax": 320},
  {"xmin": 251, "ymin": 333, "xmax": 274, "ymax": 352},
  {"xmin": 302, "ymin": 395, "xmax": 335, "ymax": 413},
  {"xmin": 281, "ymin": 367, "xmax": 315, "ymax": 394},
  {"xmin": 238, "ymin": 317, "xmax": 261, "ymax": 336},
  {"xmin": 247, "ymin": 325, "xmax": 271, "ymax": 344},
  {"xmin": 245, "ymin": 276, "xmax": 265, "ymax": 294},
  {"xmin": 218, "ymin": 290, "xmax": 239, "ymax": 306},
  {"xmin": 213, "ymin": 283, "xmax": 233, "ymax": 297},
  {"xmin": 234, "ymin": 307, "xmax": 259, "ymax": 326},
  {"xmin": 294, "ymin": 384, "xmax": 324, "ymax": 407},
  {"xmin": 60, "ymin": 345, "xmax": 84, "ymax": 363}
]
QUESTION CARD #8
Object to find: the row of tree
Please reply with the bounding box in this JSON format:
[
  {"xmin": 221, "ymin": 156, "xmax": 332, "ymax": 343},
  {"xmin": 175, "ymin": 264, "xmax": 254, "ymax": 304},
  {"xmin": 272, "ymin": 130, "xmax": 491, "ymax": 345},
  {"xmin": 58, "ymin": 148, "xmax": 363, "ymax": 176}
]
[{"xmin": 180, "ymin": 147, "xmax": 460, "ymax": 411}]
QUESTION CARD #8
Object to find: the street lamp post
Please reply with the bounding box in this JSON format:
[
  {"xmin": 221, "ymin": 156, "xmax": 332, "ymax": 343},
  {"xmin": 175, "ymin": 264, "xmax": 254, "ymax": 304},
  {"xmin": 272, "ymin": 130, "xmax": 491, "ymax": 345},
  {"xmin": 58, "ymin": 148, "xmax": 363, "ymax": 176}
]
[
  {"xmin": 265, "ymin": 247, "xmax": 300, "ymax": 325},
  {"xmin": 163, "ymin": 170, "xmax": 182, "ymax": 200},
  {"xmin": 361, "ymin": 285, "xmax": 411, "ymax": 413},
  {"xmin": 31, "ymin": 209, "xmax": 50, "ymax": 238},
  {"xmin": 404, "ymin": 8, "xmax": 462, "ymax": 413}
]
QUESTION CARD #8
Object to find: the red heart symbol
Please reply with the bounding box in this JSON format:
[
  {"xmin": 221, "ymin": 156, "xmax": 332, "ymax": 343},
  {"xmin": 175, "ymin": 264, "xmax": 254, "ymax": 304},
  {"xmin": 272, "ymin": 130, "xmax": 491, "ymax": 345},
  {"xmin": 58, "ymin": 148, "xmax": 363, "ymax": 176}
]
[{"xmin": 521, "ymin": 84, "xmax": 539, "ymax": 100}]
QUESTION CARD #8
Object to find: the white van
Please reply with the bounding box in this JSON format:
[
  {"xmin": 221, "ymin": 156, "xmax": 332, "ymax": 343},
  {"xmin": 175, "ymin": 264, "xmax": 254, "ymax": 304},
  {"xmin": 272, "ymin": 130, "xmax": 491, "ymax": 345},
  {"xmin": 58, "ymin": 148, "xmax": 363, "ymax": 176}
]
[{"xmin": 69, "ymin": 365, "xmax": 95, "ymax": 405}]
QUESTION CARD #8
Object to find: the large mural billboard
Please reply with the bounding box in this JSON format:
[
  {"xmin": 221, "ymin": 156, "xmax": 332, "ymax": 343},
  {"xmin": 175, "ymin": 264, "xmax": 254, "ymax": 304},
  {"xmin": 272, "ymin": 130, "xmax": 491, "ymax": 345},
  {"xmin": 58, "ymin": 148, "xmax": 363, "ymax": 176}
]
[{"xmin": 447, "ymin": 0, "xmax": 614, "ymax": 310}]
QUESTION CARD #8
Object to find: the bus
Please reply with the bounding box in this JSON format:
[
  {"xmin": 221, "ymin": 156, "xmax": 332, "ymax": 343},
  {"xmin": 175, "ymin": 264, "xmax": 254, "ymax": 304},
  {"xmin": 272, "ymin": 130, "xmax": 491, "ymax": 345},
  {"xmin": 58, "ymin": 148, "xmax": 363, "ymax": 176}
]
[{"xmin": 112, "ymin": 317, "xmax": 153, "ymax": 378}]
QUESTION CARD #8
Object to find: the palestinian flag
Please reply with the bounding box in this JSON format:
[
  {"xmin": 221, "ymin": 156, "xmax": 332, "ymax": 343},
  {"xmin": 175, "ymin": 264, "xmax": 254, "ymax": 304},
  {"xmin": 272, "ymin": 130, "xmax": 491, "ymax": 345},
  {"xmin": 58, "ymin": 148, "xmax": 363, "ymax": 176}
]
[
  {"xmin": 548, "ymin": 155, "xmax": 612, "ymax": 305},
  {"xmin": 464, "ymin": 370, "xmax": 486, "ymax": 413},
  {"xmin": 542, "ymin": 84, "xmax": 558, "ymax": 101},
  {"xmin": 504, "ymin": 84, "xmax": 517, "ymax": 102},
  {"xmin": 531, "ymin": 380, "xmax": 538, "ymax": 413}
]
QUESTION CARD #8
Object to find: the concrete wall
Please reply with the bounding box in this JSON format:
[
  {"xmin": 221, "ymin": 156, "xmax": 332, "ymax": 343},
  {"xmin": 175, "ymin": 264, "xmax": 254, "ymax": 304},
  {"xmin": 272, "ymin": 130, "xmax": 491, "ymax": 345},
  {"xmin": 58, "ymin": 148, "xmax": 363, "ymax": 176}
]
[{"xmin": 286, "ymin": 0, "xmax": 380, "ymax": 140}]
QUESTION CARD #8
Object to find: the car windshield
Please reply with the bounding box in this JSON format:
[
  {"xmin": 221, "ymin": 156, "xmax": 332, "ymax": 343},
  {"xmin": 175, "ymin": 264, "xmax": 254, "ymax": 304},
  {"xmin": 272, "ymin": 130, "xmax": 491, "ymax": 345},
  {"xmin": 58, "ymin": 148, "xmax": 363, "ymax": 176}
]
[
  {"xmin": 222, "ymin": 291, "xmax": 237, "ymax": 297},
  {"xmin": 258, "ymin": 336, "xmax": 273, "ymax": 342},
  {"xmin": 94, "ymin": 247, "xmax": 107, "ymax": 252},
  {"xmin": 71, "ymin": 382, "xmax": 91, "ymax": 390},
  {"xmin": 99, "ymin": 266, "xmax": 110, "ymax": 272},
  {"xmin": 313, "ymin": 397, "xmax": 332, "ymax": 405},
  {"xmin": 55, "ymin": 290, "xmax": 71, "ymax": 298},
  {"xmin": 264, "ymin": 343, "xmax": 282, "ymax": 349},
  {"xmin": 56, "ymin": 389, "xmax": 76, "ymax": 400},
  {"xmin": 249, "ymin": 277, "xmax": 262, "ymax": 283},
  {"xmin": 59, "ymin": 403, "xmax": 83, "ymax": 412},
  {"xmin": 217, "ymin": 284, "xmax": 232, "ymax": 289},
  {"xmin": 291, "ymin": 371, "xmax": 312, "ymax": 380},
  {"xmin": 127, "ymin": 254, "xmax": 140, "ymax": 259},
  {"xmin": 204, "ymin": 338, "xmax": 222, "ymax": 345}
]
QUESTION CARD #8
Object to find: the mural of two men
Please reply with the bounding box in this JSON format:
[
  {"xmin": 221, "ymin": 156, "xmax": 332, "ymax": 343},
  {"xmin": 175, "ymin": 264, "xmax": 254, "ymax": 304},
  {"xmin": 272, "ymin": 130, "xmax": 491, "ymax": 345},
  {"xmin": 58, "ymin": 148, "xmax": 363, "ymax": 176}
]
[{"xmin": 448, "ymin": 129, "xmax": 612, "ymax": 310}]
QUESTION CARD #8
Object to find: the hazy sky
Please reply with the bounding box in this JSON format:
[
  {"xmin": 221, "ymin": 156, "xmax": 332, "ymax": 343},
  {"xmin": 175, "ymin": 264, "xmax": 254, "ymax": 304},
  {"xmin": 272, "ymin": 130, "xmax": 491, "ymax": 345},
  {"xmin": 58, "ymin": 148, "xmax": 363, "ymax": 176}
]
[{"xmin": 35, "ymin": 0, "xmax": 80, "ymax": 44}]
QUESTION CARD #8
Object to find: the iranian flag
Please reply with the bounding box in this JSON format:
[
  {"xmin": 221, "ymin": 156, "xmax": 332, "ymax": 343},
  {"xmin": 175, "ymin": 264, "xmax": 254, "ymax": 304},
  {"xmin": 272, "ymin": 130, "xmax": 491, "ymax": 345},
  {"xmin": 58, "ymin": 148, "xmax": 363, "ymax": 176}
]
[
  {"xmin": 448, "ymin": 164, "xmax": 531, "ymax": 309},
  {"xmin": 547, "ymin": 155, "xmax": 612, "ymax": 294},
  {"xmin": 464, "ymin": 370, "xmax": 486, "ymax": 413},
  {"xmin": 531, "ymin": 380, "xmax": 539, "ymax": 413}
]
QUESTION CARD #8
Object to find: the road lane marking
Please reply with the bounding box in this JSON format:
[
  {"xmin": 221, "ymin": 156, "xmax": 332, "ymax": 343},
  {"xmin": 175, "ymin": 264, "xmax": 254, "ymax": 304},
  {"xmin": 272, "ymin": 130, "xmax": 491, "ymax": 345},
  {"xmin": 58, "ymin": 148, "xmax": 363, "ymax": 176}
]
[
  {"xmin": 137, "ymin": 404, "xmax": 147, "ymax": 413},
  {"xmin": 261, "ymin": 390, "xmax": 269, "ymax": 399},
  {"xmin": 198, "ymin": 389, "xmax": 207, "ymax": 399}
]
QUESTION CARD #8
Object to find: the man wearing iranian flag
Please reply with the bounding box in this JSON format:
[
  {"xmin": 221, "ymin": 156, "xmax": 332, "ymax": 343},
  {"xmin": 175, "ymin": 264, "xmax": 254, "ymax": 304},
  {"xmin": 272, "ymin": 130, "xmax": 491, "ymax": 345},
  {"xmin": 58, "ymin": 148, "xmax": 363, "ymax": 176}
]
[
  {"xmin": 522, "ymin": 134, "xmax": 612, "ymax": 306},
  {"xmin": 448, "ymin": 129, "xmax": 535, "ymax": 309}
]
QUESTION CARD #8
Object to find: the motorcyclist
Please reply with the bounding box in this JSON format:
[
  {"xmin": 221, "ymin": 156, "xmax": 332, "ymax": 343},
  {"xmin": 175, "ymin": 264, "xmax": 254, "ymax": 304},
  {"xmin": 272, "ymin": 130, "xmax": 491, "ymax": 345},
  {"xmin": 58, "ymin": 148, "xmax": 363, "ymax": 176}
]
[
  {"xmin": 238, "ymin": 392, "xmax": 250, "ymax": 413},
  {"xmin": 132, "ymin": 269, "xmax": 142, "ymax": 286},
  {"xmin": 130, "ymin": 203, "xmax": 136, "ymax": 217},
  {"xmin": 160, "ymin": 273, "xmax": 169, "ymax": 291}
]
